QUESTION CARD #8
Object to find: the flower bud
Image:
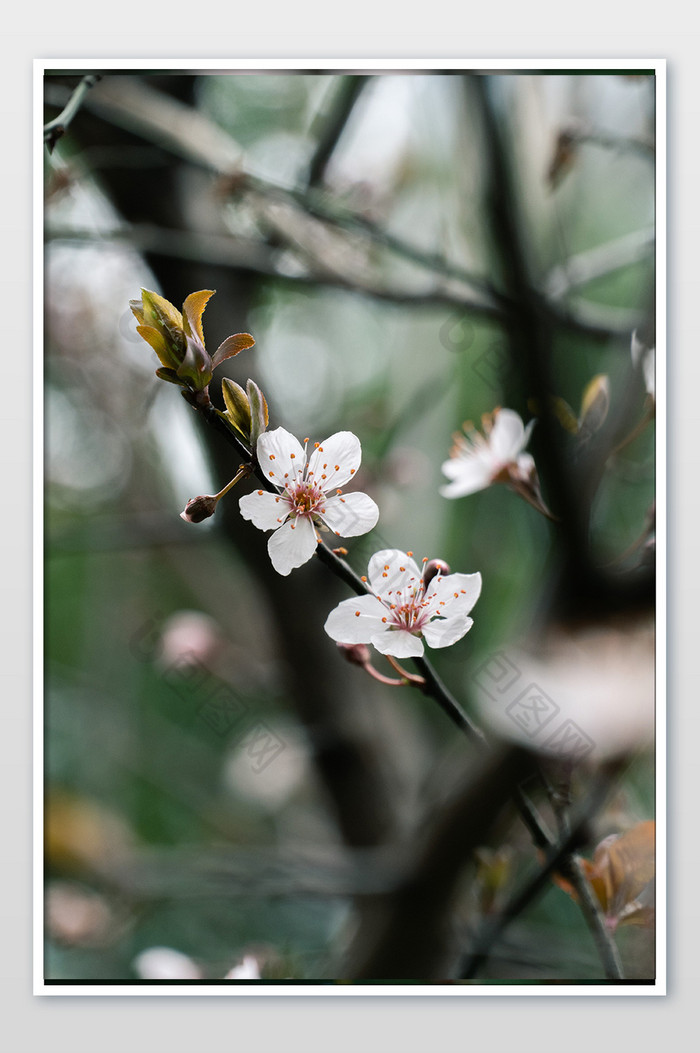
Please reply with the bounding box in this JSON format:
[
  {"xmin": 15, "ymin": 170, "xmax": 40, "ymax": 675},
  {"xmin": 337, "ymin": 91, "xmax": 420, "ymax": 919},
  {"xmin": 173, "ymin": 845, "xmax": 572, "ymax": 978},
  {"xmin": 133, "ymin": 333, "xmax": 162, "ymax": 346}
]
[
  {"xmin": 336, "ymin": 642, "xmax": 371, "ymax": 667},
  {"xmin": 180, "ymin": 495, "xmax": 218, "ymax": 524},
  {"xmin": 422, "ymin": 558, "xmax": 451, "ymax": 588}
]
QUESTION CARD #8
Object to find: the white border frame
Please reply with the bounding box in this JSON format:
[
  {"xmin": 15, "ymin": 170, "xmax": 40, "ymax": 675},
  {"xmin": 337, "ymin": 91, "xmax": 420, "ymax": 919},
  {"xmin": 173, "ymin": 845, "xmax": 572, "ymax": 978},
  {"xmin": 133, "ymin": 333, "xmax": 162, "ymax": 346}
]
[{"xmin": 35, "ymin": 57, "xmax": 666, "ymax": 996}]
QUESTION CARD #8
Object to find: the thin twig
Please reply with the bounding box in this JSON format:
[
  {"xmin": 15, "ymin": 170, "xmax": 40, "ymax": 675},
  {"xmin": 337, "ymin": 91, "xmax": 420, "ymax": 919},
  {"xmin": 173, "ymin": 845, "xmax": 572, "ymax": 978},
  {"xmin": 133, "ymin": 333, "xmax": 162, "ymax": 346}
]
[
  {"xmin": 564, "ymin": 855, "xmax": 624, "ymax": 979},
  {"xmin": 44, "ymin": 74, "xmax": 102, "ymax": 152},
  {"xmin": 460, "ymin": 767, "xmax": 624, "ymax": 980}
]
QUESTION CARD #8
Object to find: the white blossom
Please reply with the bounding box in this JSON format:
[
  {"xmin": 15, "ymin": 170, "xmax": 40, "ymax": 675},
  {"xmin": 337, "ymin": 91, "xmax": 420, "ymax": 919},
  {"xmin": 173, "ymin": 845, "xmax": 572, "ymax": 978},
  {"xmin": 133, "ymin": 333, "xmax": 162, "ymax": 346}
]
[
  {"xmin": 631, "ymin": 330, "xmax": 655, "ymax": 401},
  {"xmin": 239, "ymin": 427, "xmax": 379, "ymax": 576},
  {"xmin": 224, "ymin": 955, "xmax": 261, "ymax": 980},
  {"xmin": 133, "ymin": 947, "xmax": 202, "ymax": 980},
  {"xmin": 440, "ymin": 408, "xmax": 535, "ymax": 499},
  {"xmin": 324, "ymin": 549, "xmax": 482, "ymax": 659}
]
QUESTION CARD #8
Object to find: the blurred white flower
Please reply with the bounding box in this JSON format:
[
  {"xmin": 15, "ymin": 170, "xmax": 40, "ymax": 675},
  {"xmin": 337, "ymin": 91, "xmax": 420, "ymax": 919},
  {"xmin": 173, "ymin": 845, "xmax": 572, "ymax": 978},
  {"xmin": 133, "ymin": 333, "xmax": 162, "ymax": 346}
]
[
  {"xmin": 440, "ymin": 408, "xmax": 552, "ymax": 517},
  {"xmin": 631, "ymin": 330, "xmax": 655, "ymax": 401},
  {"xmin": 441, "ymin": 408, "xmax": 535, "ymax": 499},
  {"xmin": 156, "ymin": 610, "xmax": 224, "ymax": 670},
  {"xmin": 46, "ymin": 881, "xmax": 113, "ymax": 946},
  {"xmin": 224, "ymin": 955, "xmax": 261, "ymax": 980},
  {"xmin": 133, "ymin": 947, "xmax": 202, "ymax": 980},
  {"xmin": 475, "ymin": 622, "xmax": 654, "ymax": 762}
]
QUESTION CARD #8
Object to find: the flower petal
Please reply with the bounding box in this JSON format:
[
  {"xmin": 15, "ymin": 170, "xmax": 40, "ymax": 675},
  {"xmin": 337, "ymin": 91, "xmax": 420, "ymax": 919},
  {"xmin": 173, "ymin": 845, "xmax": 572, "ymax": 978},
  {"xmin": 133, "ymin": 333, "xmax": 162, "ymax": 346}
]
[
  {"xmin": 490, "ymin": 409, "xmax": 528, "ymax": 462},
  {"xmin": 440, "ymin": 456, "xmax": 493, "ymax": 497},
  {"xmin": 367, "ymin": 549, "xmax": 423, "ymax": 598},
  {"xmin": 422, "ymin": 615, "xmax": 474, "ymax": 649},
  {"xmin": 319, "ymin": 492, "xmax": 379, "ymax": 538},
  {"xmin": 239, "ymin": 489, "xmax": 290, "ymax": 531},
  {"xmin": 267, "ymin": 516, "xmax": 318, "ymax": 576},
  {"xmin": 371, "ymin": 628, "xmax": 425, "ymax": 659},
  {"xmin": 307, "ymin": 431, "xmax": 361, "ymax": 491},
  {"xmin": 324, "ymin": 594, "xmax": 387, "ymax": 644},
  {"xmin": 427, "ymin": 572, "xmax": 482, "ymax": 618},
  {"xmin": 257, "ymin": 427, "xmax": 306, "ymax": 488}
]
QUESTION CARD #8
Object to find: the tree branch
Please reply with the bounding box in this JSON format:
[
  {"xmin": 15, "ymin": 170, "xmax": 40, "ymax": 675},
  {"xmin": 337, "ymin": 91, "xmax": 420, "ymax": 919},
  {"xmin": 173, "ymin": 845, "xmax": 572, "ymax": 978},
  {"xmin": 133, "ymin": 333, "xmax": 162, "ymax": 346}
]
[
  {"xmin": 306, "ymin": 75, "xmax": 369, "ymax": 188},
  {"xmin": 52, "ymin": 73, "xmax": 638, "ymax": 340},
  {"xmin": 460, "ymin": 763, "xmax": 624, "ymax": 980},
  {"xmin": 43, "ymin": 73, "xmax": 102, "ymax": 152}
]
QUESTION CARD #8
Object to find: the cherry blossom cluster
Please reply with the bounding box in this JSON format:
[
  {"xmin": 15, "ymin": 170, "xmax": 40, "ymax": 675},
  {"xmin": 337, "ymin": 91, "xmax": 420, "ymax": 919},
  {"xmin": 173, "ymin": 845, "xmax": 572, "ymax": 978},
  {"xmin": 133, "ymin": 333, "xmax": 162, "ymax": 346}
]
[{"xmin": 131, "ymin": 287, "xmax": 564, "ymax": 662}]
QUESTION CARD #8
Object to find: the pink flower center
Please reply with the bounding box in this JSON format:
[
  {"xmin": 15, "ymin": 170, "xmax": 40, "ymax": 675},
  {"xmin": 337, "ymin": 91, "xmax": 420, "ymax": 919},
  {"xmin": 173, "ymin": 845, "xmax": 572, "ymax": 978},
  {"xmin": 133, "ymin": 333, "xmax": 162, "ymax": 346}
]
[
  {"xmin": 387, "ymin": 584, "xmax": 437, "ymax": 635},
  {"xmin": 286, "ymin": 477, "xmax": 325, "ymax": 520}
]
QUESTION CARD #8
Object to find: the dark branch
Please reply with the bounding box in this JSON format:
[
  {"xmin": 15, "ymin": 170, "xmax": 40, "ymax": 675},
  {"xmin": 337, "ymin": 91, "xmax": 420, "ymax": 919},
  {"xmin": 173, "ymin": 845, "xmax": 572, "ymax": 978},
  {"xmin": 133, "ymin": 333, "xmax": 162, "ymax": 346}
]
[{"xmin": 306, "ymin": 76, "xmax": 369, "ymax": 188}]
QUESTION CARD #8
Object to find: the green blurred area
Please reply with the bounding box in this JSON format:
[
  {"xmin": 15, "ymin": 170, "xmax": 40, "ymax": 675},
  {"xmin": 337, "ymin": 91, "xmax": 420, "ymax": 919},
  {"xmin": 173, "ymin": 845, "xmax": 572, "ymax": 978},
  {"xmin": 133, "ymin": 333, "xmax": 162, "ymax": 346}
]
[{"xmin": 43, "ymin": 71, "xmax": 656, "ymax": 982}]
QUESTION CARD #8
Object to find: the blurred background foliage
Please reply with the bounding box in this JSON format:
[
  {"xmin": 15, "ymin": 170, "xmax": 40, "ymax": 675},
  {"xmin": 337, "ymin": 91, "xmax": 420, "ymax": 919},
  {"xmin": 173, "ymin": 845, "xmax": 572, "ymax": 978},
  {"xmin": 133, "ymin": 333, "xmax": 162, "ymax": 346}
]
[{"xmin": 43, "ymin": 70, "xmax": 656, "ymax": 982}]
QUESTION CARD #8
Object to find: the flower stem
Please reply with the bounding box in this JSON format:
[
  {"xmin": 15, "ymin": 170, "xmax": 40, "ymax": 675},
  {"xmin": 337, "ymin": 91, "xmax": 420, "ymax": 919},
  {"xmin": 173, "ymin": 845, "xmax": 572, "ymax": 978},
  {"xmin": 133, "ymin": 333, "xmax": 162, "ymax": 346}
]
[
  {"xmin": 364, "ymin": 665, "xmax": 409, "ymax": 688},
  {"xmin": 385, "ymin": 655, "xmax": 426, "ymax": 686},
  {"xmin": 213, "ymin": 464, "xmax": 251, "ymax": 502}
]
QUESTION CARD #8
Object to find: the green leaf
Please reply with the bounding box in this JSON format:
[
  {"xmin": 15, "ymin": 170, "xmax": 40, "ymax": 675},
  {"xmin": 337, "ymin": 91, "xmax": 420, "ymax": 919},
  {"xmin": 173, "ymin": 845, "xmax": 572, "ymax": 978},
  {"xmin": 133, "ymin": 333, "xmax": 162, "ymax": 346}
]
[
  {"xmin": 177, "ymin": 333, "xmax": 213, "ymax": 390},
  {"xmin": 155, "ymin": 367, "xmax": 185, "ymax": 385},
  {"xmin": 140, "ymin": 289, "xmax": 183, "ymax": 328},
  {"xmin": 181, "ymin": 290, "xmax": 215, "ymax": 345},
  {"xmin": 136, "ymin": 324, "xmax": 179, "ymax": 370},
  {"xmin": 211, "ymin": 332, "xmax": 256, "ymax": 369},
  {"xmin": 579, "ymin": 374, "xmax": 610, "ymax": 438},
  {"xmin": 549, "ymin": 395, "xmax": 579, "ymax": 435},
  {"xmin": 221, "ymin": 377, "xmax": 251, "ymax": 439},
  {"xmin": 246, "ymin": 379, "xmax": 268, "ymax": 449}
]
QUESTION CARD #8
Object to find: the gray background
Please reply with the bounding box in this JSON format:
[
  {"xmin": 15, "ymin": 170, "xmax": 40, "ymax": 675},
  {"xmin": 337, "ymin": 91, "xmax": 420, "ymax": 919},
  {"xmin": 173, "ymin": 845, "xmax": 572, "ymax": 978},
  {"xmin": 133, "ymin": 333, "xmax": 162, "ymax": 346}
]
[{"xmin": 7, "ymin": 8, "xmax": 693, "ymax": 1051}]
